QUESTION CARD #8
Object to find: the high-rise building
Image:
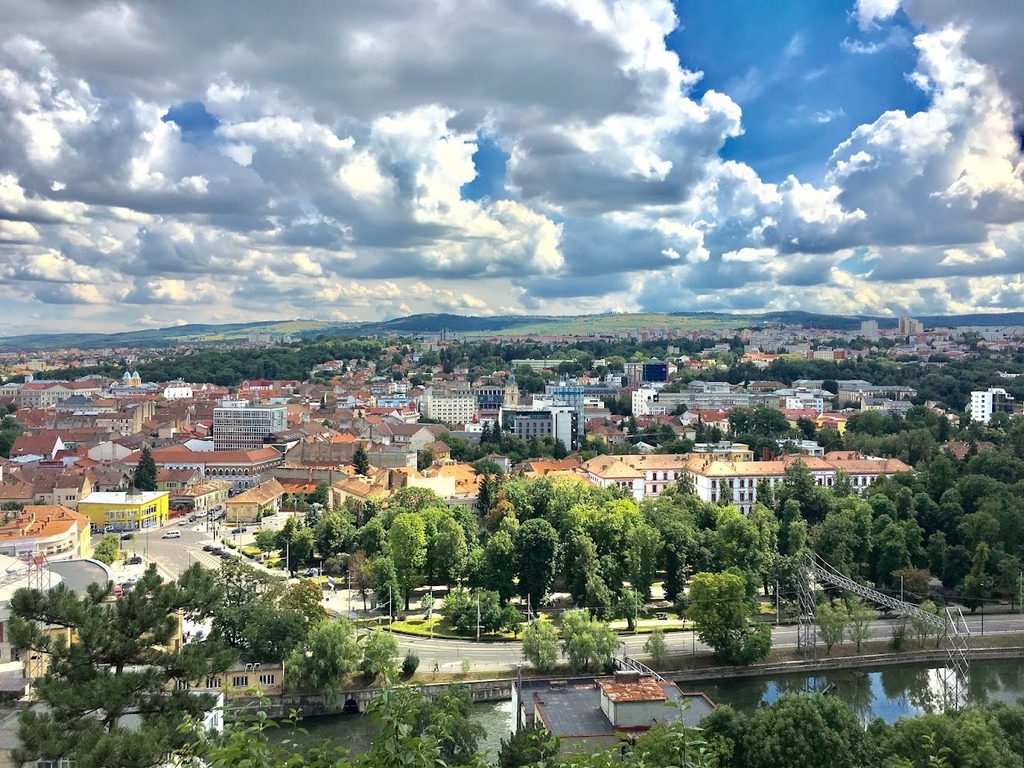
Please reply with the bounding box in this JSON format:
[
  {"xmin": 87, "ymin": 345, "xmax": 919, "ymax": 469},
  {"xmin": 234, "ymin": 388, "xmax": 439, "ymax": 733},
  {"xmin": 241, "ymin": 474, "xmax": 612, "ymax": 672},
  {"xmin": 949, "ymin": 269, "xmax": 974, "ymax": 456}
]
[
  {"xmin": 213, "ymin": 398, "xmax": 288, "ymax": 451},
  {"xmin": 500, "ymin": 403, "xmax": 579, "ymax": 450},
  {"xmin": 898, "ymin": 317, "xmax": 924, "ymax": 335},
  {"xmin": 968, "ymin": 388, "xmax": 1015, "ymax": 425},
  {"xmin": 860, "ymin": 320, "xmax": 879, "ymax": 341},
  {"xmin": 419, "ymin": 384, "xmax": 477, "ymax": 425}
]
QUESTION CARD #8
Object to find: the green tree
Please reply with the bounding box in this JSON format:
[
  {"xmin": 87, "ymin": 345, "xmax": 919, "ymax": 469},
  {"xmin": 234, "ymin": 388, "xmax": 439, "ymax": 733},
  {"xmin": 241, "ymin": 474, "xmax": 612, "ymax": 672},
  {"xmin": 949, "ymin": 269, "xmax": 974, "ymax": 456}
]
[
  {"xmin": 961, "ymin": 541, "xmax": 993, "ymax": 613},
  {"xmin": 516, "ymin": 518, "xmax": 559, "ymax": 609},
  {"xmin": 10, "ymin": 564, "xmax": 234, "ymax": 767},
  {"xmin": 644, "ymin": 628, "xmax": 670, "ymax": 668},
  {"xmin": 389, "ymin": 512, "xmax": 427, "ymax": 610},
  {"xmin": 626, "ymin": 522, "xmax": 661, "ymax": 600},
  {"xmin": 847, "ymin": 597, "xmax": 876, "ymax": 652},
  {"xmin": 910, "ymin": 600, "xmax": 941, "ymax": 649},
  {"xmin": 353, "ymin": 443, "xmax": 371, "ymax": 476},
  {"xmin": 286, "ymin": 618, "xmax": 361, "ymax": 704},
  {"xmin": 133, "ymin": 445, "xmax": 158, "ymax": 491},
  {"xmin": 498, "ymin": 722, "xmax": 559, "ymax": 768},
  {"xmin": 521, "ymin": 620, "xmax": 559, "ymax": 672},
  {"xmin": 743, "ymin": 693, "xmax": 863, "ymax": 768},
  {"xmin": 361, "ymin": 628, "xmax": 399, "ymax": 678},
  {"xmin": 482, "ymin": 530, "xmax": 518, "ymax": 605},
  {"xmin": 687, "ymin": 571, "xmax": 772, "ymax": 665},
  {"xmin": 429, "ymin": 515, "xmax": 468, "ymax": 588},
  {"xmin": 559, "ymin": 608, "xmax": 619, "ymax": 672},
  {"xmin": 93, "ymin": 533, "xmax": 121, "ymax": 565},
  {"xmin": 816, "ymin": 601, "xmax": 849, "ymax": 653},
  {"xmin": 310, "ymin": 480, "xmax": 330, "ymax": 508}
]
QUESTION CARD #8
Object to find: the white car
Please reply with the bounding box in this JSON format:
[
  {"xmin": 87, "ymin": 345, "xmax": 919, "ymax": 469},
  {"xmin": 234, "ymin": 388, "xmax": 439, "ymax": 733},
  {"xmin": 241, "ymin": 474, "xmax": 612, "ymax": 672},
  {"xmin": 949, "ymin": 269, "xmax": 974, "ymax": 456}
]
[
  {"xmin": 194, "ymin": 510, "xmax": 207, "ymax": 518},
  {"xmin": 162, "ymin": 530, "xmax": 181, "ymax": 539}
]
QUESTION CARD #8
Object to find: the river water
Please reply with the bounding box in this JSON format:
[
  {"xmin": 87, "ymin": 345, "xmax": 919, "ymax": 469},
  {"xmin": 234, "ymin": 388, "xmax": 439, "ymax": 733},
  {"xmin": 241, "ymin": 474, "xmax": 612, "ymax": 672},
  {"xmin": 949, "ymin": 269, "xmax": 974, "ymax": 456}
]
[{"xmin": 278, "ymin": 659, "xmax": 1024, "ymax": 757}]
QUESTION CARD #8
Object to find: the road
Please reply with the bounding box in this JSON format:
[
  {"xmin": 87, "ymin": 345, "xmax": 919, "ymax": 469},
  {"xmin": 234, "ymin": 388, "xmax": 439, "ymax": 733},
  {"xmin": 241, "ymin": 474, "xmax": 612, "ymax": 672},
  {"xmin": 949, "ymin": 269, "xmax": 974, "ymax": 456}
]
[
  {"xmin": 385, "ymin": 612, "xmax": 1024, "ymax": 673},
  {"xmin": 124, "ymin": 521, "xmax": 1024, "ymax": 674},
  {"xmin": 121, "ymin": 512, "xmax": 295, "ymax": 578}
]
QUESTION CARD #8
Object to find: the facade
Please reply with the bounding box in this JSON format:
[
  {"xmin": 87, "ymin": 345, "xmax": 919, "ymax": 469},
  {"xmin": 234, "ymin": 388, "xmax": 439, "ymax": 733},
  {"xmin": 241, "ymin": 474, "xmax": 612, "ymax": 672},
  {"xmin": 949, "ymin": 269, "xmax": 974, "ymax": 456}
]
[
  {"xmin": 0, "ymin": 505, "xmax": 92, "ymax": 560},
  {"xmin": 474, "ymin": 378, "xmax": 519, "ymax": 417},
  {"xmin": 224, "ymin": 478, "xmax": 285, "ymax": 524},
  {"xmin": 212, "ymin": 399, "xmax": 288, "ymax": 451},
  {"xmin": 78, "ymin": 490, "xmax": 169, "ymax": 533},
  {"xmin": 169, "ymin": 480, "xmax": 232, "ymax": 515},
  {"xmin": 860, "ymin": 320, "xmax": 879, "ymax": 340},
  {"xmin": 898, "ymin": 316, "xmax": 924, "ymax": 335},
  {"xmin": 544, "ymin": 380, "xmax": 586, "ymax": 423},
  {"xmin": 684, "ymin": 452, "xmax": 912, "ymax": 515},
  {"xmin": 420, "ymin": 385, "xmax": 477, "ymax": 424},
  {"xmin": 968, "ymin": 387, "xmax": 1015, "ymax": 425},
  {"xmin": 500, "ymin": 404, "xmax": 579, "ymax": 450},
  {"xmin": 124, "ymin": 446, "xmax": 284, "ymax": 492}
]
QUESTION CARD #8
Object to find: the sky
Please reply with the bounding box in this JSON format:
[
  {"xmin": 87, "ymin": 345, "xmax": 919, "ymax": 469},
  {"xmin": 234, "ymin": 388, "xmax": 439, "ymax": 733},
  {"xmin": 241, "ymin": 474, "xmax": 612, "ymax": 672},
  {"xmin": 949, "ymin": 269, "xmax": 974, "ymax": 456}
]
[{"xmin": 1, "ymin": 0, "xmax": 1024, "ymax": 334}]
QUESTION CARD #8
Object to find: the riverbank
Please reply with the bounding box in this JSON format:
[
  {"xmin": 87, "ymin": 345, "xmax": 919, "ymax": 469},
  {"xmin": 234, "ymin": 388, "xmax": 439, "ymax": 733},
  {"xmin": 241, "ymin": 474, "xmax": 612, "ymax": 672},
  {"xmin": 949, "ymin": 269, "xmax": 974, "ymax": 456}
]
[{"xmin": 232, "ymin": 636, "xmax": 1024, "ymax": 719}]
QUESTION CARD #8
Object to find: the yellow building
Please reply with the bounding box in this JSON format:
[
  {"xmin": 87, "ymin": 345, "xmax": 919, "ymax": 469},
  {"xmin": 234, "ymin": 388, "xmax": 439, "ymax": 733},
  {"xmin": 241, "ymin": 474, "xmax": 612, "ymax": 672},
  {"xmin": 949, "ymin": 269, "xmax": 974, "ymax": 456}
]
[
  {"xmin": 78, "ymin": 490, "xmax": 169, "ymax": 533},
  {"xmin": 224, "ymin": 478, "xmax": 285, "ymax": 524}
]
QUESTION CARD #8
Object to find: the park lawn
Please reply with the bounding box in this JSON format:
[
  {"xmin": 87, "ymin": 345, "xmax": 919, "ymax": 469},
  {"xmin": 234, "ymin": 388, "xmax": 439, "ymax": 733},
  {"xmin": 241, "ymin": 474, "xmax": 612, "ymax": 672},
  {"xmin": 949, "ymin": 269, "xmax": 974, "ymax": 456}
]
[{"xmin": 390, "ymin": 614, "xmax": 521, "ymax": 641}]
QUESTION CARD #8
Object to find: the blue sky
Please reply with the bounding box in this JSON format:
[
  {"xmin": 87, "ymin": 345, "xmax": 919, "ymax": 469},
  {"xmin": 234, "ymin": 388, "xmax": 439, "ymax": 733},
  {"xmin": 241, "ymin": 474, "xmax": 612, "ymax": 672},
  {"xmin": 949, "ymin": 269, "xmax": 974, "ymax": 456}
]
[{"xmin": 1, "ymin": 0, "xmax": 1023, "ymax": 333}]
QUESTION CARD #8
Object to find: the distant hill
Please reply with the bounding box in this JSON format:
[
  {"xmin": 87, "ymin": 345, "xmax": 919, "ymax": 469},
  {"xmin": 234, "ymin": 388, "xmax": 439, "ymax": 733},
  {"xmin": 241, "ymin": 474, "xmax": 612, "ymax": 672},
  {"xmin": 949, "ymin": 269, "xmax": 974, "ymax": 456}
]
[{"xmin": 5, "ymin": 310, "xmax": 1024, "ymax": 351}]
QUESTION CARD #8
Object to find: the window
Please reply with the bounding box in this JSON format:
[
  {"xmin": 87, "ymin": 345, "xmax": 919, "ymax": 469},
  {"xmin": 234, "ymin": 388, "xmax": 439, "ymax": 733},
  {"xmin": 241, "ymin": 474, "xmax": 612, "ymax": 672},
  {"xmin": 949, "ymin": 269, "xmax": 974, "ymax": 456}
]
[
  {"xmin": 232, "ymin": 675, "xmax": 249, "ymax": 687},
  {"xmin": 259, "ymin": 673, "xmax": 276, "ymax": 686},
  {"xmin": 175, "ymin": 679, "xmax": 190, "ymax": 690},
  {"xmin": 206, "ymin": 676, "xmax": 222, "ymax": 688}
]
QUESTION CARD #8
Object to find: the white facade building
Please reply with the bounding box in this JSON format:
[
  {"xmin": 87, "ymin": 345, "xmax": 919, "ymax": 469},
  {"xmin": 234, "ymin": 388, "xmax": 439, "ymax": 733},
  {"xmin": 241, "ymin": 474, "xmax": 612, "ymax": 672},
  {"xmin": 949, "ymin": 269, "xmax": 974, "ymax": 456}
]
[
  {"xmin": 968, "ymin": 388, "xmax": 1015, "ymax": 425},
  {"xmin": 420, "ymin": 386, "xmax": 477, "ymax": 425},
  {"xmin": 212, "ymin": 399, "xmax": 287, "ymax": 451}
]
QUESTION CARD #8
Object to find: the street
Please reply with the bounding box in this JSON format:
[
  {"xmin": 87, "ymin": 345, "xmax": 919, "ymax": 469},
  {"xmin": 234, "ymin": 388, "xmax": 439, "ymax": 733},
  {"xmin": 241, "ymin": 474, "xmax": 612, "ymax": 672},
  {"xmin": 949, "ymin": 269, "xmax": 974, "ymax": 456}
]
[{"xmin": 115, "ymin": 521, "xmax": 1024, "ymax": 675}]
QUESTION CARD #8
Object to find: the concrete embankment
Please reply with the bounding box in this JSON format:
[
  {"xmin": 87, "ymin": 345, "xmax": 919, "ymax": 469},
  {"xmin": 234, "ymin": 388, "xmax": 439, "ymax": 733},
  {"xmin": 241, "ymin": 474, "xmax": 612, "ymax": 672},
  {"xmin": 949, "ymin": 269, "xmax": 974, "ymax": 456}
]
[
  {"xmin": 232, "ymin": 645, "xmax": 1024, "ymax": 719},
  {"xmin": 233, "ymin": 678, "xmax": 514, "ymax": 718}
]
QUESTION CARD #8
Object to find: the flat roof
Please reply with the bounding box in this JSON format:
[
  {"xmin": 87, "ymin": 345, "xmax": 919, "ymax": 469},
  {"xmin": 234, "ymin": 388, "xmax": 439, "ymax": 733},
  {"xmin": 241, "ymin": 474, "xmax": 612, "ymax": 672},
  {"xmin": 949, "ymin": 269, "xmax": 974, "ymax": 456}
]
[{"xmin": 80, "ymin": 491, "xmax": 168, "ymax": 504}]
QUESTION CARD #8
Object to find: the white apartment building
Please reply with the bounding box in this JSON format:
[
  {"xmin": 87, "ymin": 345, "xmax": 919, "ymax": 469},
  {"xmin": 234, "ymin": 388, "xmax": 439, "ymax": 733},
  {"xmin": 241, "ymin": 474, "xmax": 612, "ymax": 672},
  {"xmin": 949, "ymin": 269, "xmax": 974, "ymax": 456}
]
[
  {"xmin": 582, "ymin": 452, "xmax": 911, "ymax": 512},
  {"xmin": 212, "ymin": 399, "xmax": 288, "ymax": 451},
  {"xmin": 500, "ymin": 403, "xmax": 578, "ymax": 450},
  {"xmin": 968, "ymin": 387, "xmax": 1015, "ymax": 425},
  {"xmin": 420, "ymin": 385, "xmax": 477, "ymax": 425}
]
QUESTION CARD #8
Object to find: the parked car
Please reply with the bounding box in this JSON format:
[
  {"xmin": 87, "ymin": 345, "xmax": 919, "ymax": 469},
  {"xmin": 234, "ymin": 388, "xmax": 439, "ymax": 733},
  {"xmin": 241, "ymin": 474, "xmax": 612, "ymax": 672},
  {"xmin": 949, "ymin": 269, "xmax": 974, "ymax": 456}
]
[
  {"xmin": 162, "ymin": 530, "xmax": 181, "ymax": 539},
  {"xmin": 202, "ymin": 543, "xmax": 215, "ymax": 552},
  {"xmin": 178, "ymin": 518, "xmax": 190, "ymax": 526},
  {"xmin": 194, "ymin": 510, "xmax": 207, "ymax": 518},
  {"xmin": 128, "ymin": 555, "xmax": 143, "ymax": 565},
  {"xmin": 301, "ymin": 568, "xmax": 319, "ymax": 578},
  {"xmin": 229, "ymin": 526, "xmax": 247, "ymax": 535},
  {"xmin": 120, "ymin": 533, "xmax": 134, "ymax": 541},
  {"xmin": 219, "ymin": 550, "xmax": 234, "ymax": 559},
  {"xmin": 209, "ymin": 547, "xmax": 223, "ymax": 556}
]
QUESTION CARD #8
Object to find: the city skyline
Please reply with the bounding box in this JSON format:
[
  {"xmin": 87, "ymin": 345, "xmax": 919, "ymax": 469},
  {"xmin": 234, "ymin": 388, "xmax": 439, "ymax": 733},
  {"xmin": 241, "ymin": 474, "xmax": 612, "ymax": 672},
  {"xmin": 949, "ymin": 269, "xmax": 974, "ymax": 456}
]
[{"xmin": 1, "ymin": 1, "xmax": 1023, "ymax": 334}]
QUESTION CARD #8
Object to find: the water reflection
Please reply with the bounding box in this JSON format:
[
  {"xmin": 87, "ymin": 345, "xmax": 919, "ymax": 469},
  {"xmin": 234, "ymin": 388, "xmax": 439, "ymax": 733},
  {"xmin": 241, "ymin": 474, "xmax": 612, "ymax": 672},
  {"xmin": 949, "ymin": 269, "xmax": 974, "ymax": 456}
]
[{"xmin": 700, "ymin": 658, "xmax": 1021, "ymax": 723}]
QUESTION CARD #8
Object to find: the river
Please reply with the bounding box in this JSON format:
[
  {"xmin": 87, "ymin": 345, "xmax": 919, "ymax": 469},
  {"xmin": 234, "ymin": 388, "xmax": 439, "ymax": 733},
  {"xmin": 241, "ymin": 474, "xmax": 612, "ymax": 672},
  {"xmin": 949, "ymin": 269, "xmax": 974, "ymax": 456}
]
[{"xmin": 274, "ymin": 659, "xmax": 1024, "ymax": 757}]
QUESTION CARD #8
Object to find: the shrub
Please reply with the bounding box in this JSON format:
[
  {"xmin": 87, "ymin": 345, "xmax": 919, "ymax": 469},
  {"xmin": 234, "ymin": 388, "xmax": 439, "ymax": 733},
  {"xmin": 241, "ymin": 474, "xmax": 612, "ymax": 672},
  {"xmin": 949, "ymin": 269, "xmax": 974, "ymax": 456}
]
[{"xmin": 402, "ymin": 652, "xmax": 420, "ymax": 677}]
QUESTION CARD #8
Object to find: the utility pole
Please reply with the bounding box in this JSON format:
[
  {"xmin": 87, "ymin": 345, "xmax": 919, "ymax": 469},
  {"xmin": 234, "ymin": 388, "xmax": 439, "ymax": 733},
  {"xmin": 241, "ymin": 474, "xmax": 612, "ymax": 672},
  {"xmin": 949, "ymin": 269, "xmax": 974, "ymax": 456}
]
[
  {"xmin": 476, "ymin": 592, "xmax": 481, "ymax": 641},
  {"xmin": 633, "ymin": 587, "xmax": 639, "ymax": 635},
  {"xmin": 1019, "ymin": 571, "xmax": 1022, "ymax": 614},
  {"xmin": 775, "ymin": 580, "xmax": 780, "ymax": 624}
]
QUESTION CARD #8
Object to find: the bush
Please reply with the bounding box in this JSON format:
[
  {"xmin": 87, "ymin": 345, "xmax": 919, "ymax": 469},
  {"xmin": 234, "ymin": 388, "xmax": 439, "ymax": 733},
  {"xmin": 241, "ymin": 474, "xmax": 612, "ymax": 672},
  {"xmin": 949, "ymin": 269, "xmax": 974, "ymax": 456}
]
[{"xmin": 402, "ymin": 652, "xmax": 420, "ymax": 677}]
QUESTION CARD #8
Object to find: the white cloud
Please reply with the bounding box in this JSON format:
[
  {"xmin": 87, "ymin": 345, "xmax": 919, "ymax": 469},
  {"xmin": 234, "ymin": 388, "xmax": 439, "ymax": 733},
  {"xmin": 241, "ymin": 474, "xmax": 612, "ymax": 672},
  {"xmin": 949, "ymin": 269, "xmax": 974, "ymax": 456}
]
[{"xmin": 853, "ymin": 0, "xmax": 901, "ymax": 30}]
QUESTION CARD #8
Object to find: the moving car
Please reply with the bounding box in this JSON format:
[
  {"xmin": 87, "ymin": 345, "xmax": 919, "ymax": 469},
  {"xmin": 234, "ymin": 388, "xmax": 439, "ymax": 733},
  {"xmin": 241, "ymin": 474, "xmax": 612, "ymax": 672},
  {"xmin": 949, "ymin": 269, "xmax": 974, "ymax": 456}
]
[
  {"xmin": 128, "ymin": 555, "xmax": 143, "ymax": 565},
  {"xmin": 229, "ymin": 526, "xmax": 247, "ymax": 535},
  {"xmin": 301, "ymin": 568, "xmax": 319, "ymax": 578},
  {"xmin": 162, "ymin": 530, "xmax": 181, "ymax": 539}
]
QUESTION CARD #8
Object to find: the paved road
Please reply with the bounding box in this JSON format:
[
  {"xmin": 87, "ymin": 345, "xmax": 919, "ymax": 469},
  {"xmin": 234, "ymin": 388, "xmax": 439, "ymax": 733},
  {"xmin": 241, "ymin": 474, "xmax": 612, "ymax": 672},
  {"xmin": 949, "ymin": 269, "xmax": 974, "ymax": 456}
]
[
  {"xmin": 386, "ymin": 612, "xmax": 1024, "ymax": 673},
  {"xmin": 125, "ymin": 522, "xmax": 1024, "ymax": 674}
]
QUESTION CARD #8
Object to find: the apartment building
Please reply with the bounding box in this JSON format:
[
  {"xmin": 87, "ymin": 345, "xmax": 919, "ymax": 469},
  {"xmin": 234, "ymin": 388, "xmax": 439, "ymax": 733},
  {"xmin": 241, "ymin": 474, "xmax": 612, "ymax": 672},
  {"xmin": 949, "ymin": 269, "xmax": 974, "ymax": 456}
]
[
  {"xmin": 500, "ymin": 403, "xmax": 579, "ymax": 450},
  {"xmin": 968, "ymin": 387, "xmax": 1016, "ymax": 425},
  {"xmin": 78, "ymin": 490, "xmax": 169, "ymax": 533},
  {"xmin": 212, "ymin": 398, "xmax": 288, "ymax": 451},
  {"xmin": 419, "ymin": 384, "xmax": 477, "ymax": 424}
]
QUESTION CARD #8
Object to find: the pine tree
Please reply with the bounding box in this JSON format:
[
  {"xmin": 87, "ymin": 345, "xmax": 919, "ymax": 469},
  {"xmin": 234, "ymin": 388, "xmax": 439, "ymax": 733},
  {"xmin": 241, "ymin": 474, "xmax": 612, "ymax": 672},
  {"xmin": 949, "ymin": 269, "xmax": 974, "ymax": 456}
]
[
  {"xmin": 353, "ymin": 443, "xmax": 371, "ymax": 476},
  {"xmin": 10, "ymin": 564, "xmax": 234, "ymax": 766},
  {"xmin": 133, "ymin": 445, "xmax": 158, "ymax": 491}
]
